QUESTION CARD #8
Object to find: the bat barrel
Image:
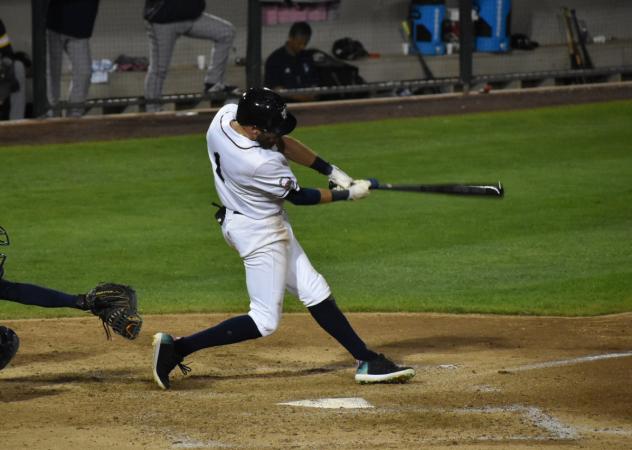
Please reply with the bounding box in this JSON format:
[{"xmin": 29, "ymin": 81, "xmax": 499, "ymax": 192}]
[{"xmin": 368, "ymin": 179, "xmax": 504, "ymax": 198}]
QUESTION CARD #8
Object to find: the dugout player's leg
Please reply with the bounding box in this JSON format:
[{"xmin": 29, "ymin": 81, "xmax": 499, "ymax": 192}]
[
  {"xmin": 9, "ymin": 60, "xmax": 26, "ymax": 120},
  {"xmin": 144, "ymin": 21, "xmax": 180, "ymax": 112},
  {"xmin": 65, "ymin": 36, "xmax": 92, "ymax": 117},
  {"xmin": 187, "ymin": 13, "xmax": 236, "ymax": 88},
  {"xmin": 46, "ymin": 30, "xmax": 64, "ymax": 116}
]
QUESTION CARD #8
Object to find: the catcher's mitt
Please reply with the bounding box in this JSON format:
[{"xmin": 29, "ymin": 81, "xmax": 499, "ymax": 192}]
[
  {"xmin": 0, "ymin": 326, "xmax": 19, "ymax": 371},
  {"xmin": 83, "ymin": 283, "xmax": 142, "ymax": 340}
]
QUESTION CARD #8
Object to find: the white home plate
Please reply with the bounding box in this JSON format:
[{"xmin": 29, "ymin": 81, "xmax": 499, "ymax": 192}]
[{"xmin": 278, "ymin": 397, "xmax": 374, "ymax": 409}]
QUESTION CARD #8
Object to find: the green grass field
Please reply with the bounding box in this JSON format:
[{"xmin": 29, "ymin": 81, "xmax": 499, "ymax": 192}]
[{"xmin": 1, "ymin": 100, "xmax": 631, "ymax": 318}]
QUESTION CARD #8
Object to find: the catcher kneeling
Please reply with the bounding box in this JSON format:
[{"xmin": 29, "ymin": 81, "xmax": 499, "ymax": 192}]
[{"xmin": 0, "ymin": 225, "xmax": 142, "ymax": 371}]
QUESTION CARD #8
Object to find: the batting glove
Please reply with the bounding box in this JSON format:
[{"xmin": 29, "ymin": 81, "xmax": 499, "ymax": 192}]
[
  {"xmin": 328, "ymin": 165, "xmax": 354, "ymax": 189},
  {"xmin": 348, "ymin": 179, "xmax": 372, "ymax": 201}
]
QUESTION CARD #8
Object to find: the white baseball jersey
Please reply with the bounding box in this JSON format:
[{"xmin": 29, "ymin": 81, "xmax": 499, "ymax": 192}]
[{"xmin": 206, "ymin": 103, "xmax": 298, "ymax": 219}]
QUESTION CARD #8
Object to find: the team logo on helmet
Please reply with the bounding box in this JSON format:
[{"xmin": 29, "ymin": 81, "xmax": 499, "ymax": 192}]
[{"xmin": 280, "ymin": 106, "xmax": 288, "ymax": 120}]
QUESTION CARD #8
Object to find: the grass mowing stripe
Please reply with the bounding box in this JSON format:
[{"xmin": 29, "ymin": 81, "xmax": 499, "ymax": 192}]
[{"xmin": 0, "ymin": 100, "xmax": 630, "ymax": 318}]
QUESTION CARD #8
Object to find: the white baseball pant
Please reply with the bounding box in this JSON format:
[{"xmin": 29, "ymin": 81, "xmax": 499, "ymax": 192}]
[{"xmin": 220, "ymin": 210, "xmax": 331, "ymax": 336}]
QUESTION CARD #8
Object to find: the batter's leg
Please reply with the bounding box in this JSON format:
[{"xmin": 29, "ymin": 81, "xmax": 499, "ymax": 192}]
[
  {"xmin": 283, "ymin": 219, "xmax": 378, "ymax": 361},
  {"xmin": 174, "ymin": 239, "xmax": 288, "ymax": 357},
  {"xmin": 308, "ymin": 296, "xmax": 379, "ymax": 362}
]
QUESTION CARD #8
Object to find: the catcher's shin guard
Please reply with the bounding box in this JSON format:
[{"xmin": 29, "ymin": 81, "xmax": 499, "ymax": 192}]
[
  {"xmin": 0, "ymin": 225, "xmax": 9, "ymax": 280},
  {"xmin": 0, "ymin": 326, "xmax": 19, "ymax": 370}
]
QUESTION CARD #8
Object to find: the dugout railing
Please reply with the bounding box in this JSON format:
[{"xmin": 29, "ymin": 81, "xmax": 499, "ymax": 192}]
[{"xmin": 68, "ymin": 64, "xmax": 631, "ymax": 116}]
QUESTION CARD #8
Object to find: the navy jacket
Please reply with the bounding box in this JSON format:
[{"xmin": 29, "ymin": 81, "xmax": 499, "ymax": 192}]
[
  {"xmin": 144, "ymin": 0, "xmax": 206, "ymax": 23},
  {"xmin": 46, "ymin": 0, "xmax": 100, "ymax": 39},
  {"xmin": 264, "ymin": 46, "xmax": 319, "ymax": 90}
]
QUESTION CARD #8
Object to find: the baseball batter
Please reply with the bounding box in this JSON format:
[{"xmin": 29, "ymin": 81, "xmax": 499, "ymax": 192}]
[{"xmin": 152, "ymin": 88, "xmax": 415, "ymax": 389}]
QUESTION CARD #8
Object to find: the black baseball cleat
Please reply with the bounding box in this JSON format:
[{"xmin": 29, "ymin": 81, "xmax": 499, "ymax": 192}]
[
  {"xmin": 204, "ymin": 82, "xmax": 241, "ymax": 96},
  {"xmin": 152, "ymin": 332, "xmax": 191, "ymax": 390},
  {"xmin": 355, "ymin": 353, "xmax": 416, "ymax": 384}
]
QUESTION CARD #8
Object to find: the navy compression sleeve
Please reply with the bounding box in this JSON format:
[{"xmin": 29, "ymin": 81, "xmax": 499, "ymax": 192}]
[
  {"xmin": 286, "ymin": 188, "xmax": 350, "ymax": 205},
  {"xmin": 286, "ymin": 188, "xmax": 321, "ymax": 205},
  {"xmin": 309, "ymin": 156, "xmax": 333, "ymax": 175}
]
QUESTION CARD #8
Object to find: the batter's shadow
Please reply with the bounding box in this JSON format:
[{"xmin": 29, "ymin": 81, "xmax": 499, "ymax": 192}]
[
  {"xmin": 165, "ymin": 336, "xmax": 514, "ymax": 390},
  {"xmin": 1, "ymin": 368, "xmax": 140, "ymax": 385},
  {"xmin": 174, "ymin": 365, "xmax": 348, "ymax": 391},
  {"xmin": 373, "ymin": 335, "xmax": 513, "ymax": 355},
  {"xmin": 0, "ymin": 385, "xmax": 63, "ymax": 403},
  {"xmin": 12, "ymin": 350, "xmax": 93, "ymax": 365}
]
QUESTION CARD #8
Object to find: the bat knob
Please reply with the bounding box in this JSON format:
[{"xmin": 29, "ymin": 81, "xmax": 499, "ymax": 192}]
[{"xmin": 368, "ymin": 178, "xmax": 380, "ymax": 189}]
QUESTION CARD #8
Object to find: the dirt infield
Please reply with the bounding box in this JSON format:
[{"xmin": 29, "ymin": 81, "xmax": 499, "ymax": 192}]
[
  {"xmin": 2, "ymin": 82, "xmax": 632, "ymax": 147},
  {"xmin": 1, "ymin": 313, "xmax": 631, "ymax": 449},
  {"xmin": 2, "ymin": 84, "xmax": 631, "ymax": 449}
]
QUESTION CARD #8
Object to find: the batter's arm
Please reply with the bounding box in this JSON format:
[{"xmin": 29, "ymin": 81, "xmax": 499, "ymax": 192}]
[
  {"xmin": 279, "ymin": 136, "xmax": 354, "ymax": 188},
  {"xmin": 286, "ymin": 182, "xmax": 371, "ymax": 205},
  {"xmin": 286, "ymin": 188, "xmax": 336, "ymax": 205},
  {"xmin": 278, "ymin": 136, "xmax": 320, "ymax": 167}
]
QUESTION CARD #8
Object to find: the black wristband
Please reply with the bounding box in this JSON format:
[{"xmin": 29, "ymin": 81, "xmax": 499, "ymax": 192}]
[
  {"xmin": 310, "ymin": 156, "xmax": 333, "ymax": 176},
  {"xmin": 331, "ymin": 189, "xmax": 350, "ymax": 202}
]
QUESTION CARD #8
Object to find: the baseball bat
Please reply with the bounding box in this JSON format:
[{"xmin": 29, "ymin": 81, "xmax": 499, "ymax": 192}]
[
  {"xmin": 367, "ymin": 178, "xmax": 504, "ymax": 198},
  {"xmin": 570, "ymin": 9, "xmax": 593, "ymax": 69}
]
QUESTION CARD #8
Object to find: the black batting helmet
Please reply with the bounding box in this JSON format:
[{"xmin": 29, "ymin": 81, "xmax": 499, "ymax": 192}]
[{"xmin": 236, "ymin": 87, "xmax": 297, "ymax": 135}]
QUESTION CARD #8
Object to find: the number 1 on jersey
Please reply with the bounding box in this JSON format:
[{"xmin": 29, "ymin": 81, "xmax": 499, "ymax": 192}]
[{"xmin": 214, "ymin": 152, "xmax": 225, "ymax": 182}]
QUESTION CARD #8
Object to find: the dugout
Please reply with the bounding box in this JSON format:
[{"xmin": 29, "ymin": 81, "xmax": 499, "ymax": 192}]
[{"xmin": 0, "ymin": 0, "xmax": 631, "ymax": 116}]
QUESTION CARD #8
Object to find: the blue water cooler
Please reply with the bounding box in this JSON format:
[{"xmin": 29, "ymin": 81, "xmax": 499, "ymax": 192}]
[
  {"xmin": 410, "ymin": 0, "xmax": 446, "ymax": 56},
  {"xmin": 473, "ymin": 0, "xmax": 511, "ymax": 52}
]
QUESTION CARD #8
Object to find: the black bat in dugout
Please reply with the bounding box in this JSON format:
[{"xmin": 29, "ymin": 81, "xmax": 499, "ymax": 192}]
[{"xmin": 367, "ymin": 178, "xmax": 504, "ymax": 198}]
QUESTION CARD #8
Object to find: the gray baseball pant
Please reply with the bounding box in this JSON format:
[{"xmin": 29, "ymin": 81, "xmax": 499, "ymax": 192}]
[
  {"xmin": 144, "ymin": 13, "xmax": 236, "ymax": 112},
  {"xmin": 47, "ymin": 30, "xmax": 92, "ymax": 117},
  {"xmin": 9, "ymin": 60, "xmax": 26, "ymax": 120}
]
